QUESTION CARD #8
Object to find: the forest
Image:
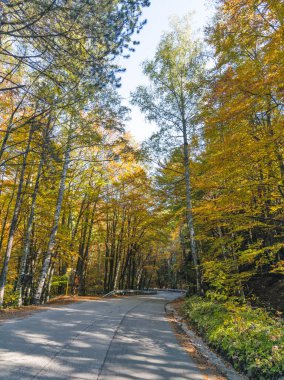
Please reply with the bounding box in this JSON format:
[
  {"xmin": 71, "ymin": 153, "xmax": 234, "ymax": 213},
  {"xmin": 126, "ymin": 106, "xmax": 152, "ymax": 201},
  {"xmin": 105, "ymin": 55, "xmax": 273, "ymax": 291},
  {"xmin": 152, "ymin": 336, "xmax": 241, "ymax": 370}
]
[{"xmin": 0, "ymin": 1, "xmax": 283, "ymax": 376}]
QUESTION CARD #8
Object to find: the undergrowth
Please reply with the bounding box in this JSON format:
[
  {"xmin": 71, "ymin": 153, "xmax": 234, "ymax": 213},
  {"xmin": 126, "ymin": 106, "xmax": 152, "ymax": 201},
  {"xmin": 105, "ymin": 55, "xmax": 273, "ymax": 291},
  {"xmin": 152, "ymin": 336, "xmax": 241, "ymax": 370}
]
[{"xmin": 182, "ymin": 296, "xmax": 284, "ymax": 379}]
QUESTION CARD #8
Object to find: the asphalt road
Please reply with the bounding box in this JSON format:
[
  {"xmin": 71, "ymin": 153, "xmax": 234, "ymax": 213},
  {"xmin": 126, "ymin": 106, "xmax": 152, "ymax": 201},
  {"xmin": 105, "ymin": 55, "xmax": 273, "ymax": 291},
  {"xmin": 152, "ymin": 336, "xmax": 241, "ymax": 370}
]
[{"xmin": 0, "ymin": 292, "xmax": 209, "ymax": 380}]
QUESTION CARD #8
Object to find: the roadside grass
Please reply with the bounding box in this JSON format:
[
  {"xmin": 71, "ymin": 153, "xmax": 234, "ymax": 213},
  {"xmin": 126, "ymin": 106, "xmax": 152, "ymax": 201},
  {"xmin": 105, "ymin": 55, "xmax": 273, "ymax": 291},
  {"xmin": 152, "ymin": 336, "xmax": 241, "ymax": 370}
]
[{"xmin": 182, "ymin": 296, "xmax": 284, "ymax": 379}]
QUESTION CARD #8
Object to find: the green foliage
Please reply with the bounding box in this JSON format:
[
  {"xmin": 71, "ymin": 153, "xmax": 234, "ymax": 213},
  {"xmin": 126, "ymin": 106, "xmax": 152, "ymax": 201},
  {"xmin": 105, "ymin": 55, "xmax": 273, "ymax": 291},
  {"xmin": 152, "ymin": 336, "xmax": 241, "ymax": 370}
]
[
  {"xmin": 3, "ymin": 285, "xmax": 19, "ymax": 308},
  {"xmin": 51, "ymin": 275, "xmax": 68, "ymax": 288},
  {"xmin": 183, "ymin": 296, "xmax": 284, "ymax": 379}
]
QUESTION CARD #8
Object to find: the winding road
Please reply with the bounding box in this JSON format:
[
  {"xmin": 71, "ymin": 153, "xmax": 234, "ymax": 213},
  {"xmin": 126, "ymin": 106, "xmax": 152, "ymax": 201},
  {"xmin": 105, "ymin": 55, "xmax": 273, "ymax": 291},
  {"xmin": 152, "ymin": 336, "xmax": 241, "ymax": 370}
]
[{"xmin": 0, "ymin": 292, "xmax": 214, "ymax": 379}]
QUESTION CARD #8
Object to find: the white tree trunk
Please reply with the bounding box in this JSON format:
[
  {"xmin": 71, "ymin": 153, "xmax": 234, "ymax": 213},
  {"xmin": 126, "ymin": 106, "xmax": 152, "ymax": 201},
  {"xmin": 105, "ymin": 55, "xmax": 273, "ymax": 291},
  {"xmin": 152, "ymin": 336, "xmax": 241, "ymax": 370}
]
[
  {"xmin": 182, "ymin": 121, "xmax": 202, "ymax": 295},
  {"xmin": 0, "ymin": 126, "xmax": 34, "ymax": 306},
  {"xmin": 16, "ymin": 153, "xmax": 44, "ymax": 306},
  {"xmin": 33, "ymin": 132, "xmax": 71, "ymax": 304}
]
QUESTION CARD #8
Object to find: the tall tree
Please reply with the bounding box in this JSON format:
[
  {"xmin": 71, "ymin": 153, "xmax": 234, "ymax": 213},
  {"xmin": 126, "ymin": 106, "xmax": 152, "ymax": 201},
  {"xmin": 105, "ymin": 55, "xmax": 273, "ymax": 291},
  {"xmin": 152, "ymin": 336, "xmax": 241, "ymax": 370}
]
[{"xmin": 131, "ymin": 17, "xmax": 206, "ymax": 294}]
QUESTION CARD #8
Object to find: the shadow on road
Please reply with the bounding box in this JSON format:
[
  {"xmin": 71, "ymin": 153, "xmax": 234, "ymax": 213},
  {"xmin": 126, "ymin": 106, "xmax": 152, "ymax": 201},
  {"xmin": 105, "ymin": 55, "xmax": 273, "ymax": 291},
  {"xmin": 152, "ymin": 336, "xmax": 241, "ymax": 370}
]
[{"xmin": 0, "ymin": 293, "xmax": 205, "ymax": 380}]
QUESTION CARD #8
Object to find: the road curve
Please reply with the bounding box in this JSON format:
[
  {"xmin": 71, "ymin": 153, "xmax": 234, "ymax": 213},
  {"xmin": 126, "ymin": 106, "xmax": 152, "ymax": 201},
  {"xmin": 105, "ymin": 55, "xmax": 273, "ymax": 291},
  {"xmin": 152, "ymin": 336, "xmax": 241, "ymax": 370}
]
[{"xmin": 0, "ymin": 292, "xmax": 208, "ymax": 380}]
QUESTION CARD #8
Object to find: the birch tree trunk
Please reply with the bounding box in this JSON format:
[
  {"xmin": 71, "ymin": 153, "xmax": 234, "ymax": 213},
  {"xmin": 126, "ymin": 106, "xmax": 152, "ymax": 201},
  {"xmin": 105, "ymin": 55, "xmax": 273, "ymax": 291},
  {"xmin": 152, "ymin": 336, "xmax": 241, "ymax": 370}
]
[
  {"xmin": 33, "ymin": 131, "xmax": 71, "ymax": 304},
  {"xmin": 16, "ymin": 150, "xmax": 45, "ymax": 306},
  {"xmin": 80, "ymin": 201, "xmax": 97, "ymax": 294},
  {"xmin": 0, "ymin": 125, "xmax": 34, "ymax": 306},
  {"xmin": 0, "ymin": 168, "xmax": 19, "ymax": 253},
  {"xmin": 113, "ymin": 260, "xmax": 121, "ymax": 291},
  {"xmin": 182, "ymin": 120, "xmax": 202, "ymax": 295}
]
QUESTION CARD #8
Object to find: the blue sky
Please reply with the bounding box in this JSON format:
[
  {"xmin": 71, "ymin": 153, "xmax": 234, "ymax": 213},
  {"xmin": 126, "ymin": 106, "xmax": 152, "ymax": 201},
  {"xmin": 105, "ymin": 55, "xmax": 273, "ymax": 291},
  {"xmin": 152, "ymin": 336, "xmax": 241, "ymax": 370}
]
[{"xmin": 118, "ymin": 0, "xmax": 214, "ymax": 142}]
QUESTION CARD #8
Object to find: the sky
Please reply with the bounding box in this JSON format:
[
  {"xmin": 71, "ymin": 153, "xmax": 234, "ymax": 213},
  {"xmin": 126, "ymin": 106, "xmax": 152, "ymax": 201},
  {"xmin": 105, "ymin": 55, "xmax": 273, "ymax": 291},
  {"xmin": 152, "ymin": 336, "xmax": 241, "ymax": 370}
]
[{"xmin": 118, "ymin": 0, "xmax": 214, "ymax": 143}]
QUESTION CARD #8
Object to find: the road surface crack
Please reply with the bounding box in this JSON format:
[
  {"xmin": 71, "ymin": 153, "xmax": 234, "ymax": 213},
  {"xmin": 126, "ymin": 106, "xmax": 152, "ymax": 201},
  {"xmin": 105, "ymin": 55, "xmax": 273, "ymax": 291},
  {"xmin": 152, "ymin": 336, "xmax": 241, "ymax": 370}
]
[{"xmin": 96, "ymin": 299, "xmax": 147, "ymax": 379}]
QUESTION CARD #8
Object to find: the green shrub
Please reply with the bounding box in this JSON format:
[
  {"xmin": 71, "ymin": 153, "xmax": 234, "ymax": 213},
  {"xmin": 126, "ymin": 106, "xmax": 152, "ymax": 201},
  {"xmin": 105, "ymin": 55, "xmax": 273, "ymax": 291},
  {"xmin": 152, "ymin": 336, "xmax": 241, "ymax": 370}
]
[
  {"xmin": 182, "ymin": 296, "xmax": 284, "ymax": 379},
  {"xmin": 2, "ymin": 285, "xmax": 19, "ymax": 308}
]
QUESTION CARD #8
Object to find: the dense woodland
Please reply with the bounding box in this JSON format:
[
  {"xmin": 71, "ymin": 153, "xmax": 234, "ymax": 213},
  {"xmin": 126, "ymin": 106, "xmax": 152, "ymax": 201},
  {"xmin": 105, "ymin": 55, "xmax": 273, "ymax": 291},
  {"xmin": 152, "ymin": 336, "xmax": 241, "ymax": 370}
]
[{"xmin": 0, "ymin": 0, "xmax": 283, "ymax": 313}]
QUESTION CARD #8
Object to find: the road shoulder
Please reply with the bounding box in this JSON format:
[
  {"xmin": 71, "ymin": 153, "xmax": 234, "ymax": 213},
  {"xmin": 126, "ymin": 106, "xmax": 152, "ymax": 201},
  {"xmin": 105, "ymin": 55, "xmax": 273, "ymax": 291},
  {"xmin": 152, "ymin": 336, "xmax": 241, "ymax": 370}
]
[{"xmin": 167, "ymin": 299, "xmax": 248, "ymax": 380}]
